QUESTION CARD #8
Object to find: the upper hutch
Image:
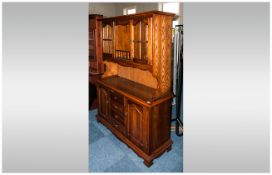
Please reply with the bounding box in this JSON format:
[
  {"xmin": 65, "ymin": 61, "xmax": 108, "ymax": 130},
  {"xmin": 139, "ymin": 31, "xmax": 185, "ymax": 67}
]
[{"xmin": 95, "ymin": 11, "xmax": 176, "ymax": 167}]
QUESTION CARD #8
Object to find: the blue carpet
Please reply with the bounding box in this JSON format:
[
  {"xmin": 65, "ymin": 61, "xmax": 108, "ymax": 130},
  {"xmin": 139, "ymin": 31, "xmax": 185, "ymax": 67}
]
[{"xmin": 89, "ymin": 108, "xmax": 183, "ymax": 172}]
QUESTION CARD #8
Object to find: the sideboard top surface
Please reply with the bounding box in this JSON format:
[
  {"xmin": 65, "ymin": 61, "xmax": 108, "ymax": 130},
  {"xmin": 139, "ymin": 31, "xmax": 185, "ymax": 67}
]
[
  {"xmin": 97, "ymin": 76, "xmax": 173, "ymax": 106},
  {"xmin": 97, "ymin": 76, "xmax": 155, "ymax": 102}
]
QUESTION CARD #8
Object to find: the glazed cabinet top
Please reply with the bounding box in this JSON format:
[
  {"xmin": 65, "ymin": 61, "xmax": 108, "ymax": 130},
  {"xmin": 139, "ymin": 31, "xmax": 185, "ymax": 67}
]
[
  {"xmin": 100, "ymin": 11, "xmax": 176, "ymax": 98},
  {"xmin": 100, "ymin": 11, "xmax": 175, "ymax": 70}
]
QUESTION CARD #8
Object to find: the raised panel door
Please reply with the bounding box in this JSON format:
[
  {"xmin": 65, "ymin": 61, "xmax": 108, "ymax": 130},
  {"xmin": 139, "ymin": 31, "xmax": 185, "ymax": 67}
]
[
  {"xmin": 98, "ymin": 87, "xmax": 109, "ymax": 119},
  {"xmin": 127, "ymin": 101, "xmax": 144, "ymax": 148}
]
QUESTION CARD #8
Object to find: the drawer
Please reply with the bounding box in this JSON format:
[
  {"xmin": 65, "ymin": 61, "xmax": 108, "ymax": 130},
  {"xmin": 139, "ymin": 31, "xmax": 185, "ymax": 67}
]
[
  {"xmin": 111, "ymin": 109, "xmax": 124, "ymax": 124},
  {"xmin": 112, "ymin": 119, "xmax": 125, "ymax": 134},
  {"xmin": 110, "ymin": 100, "xmax": 124, "ymax": 114},
  {"xmin": 109, "ymin": 90, "xmax": 124, "ymax": 105}
]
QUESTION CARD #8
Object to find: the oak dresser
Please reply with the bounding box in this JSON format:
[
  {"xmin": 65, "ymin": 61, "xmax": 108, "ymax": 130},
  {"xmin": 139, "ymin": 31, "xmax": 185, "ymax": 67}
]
[{"xmin": 95, "ymin": 11, "xmax": 176, "ymax": 167}]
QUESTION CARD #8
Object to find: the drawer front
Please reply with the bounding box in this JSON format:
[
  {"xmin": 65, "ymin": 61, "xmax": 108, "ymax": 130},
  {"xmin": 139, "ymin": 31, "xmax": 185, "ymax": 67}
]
[
  {"xmin": 112, "ymin": 119, "xmax": 125, "ymax": 134},
  {"xmin": 109, "ymin": 90, "xmax": 124, "ymax": 105},
  {"xmin": 110, "ymin": 100, "xmax": 124, "ymax": 114},
  {"xmin": 111, "ymin": 109, "xmax": 124, "ymax": 124}
]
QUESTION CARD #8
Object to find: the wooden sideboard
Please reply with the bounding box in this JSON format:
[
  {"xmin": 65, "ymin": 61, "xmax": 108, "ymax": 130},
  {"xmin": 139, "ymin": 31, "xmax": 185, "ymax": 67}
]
[{"xmin": 95, "ymin": 11, "xmax": 176, "ymax": 167}]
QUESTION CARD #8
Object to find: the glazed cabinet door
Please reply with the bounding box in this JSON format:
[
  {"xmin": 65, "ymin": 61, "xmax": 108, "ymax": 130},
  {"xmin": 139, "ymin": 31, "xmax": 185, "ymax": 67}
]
[
  {"xmin": 132, "ymin": 17, "xmax": 152, "ymax": 65},
  {"xmin": 102, "ymin": 21, "xmax": 114, "ymax": 59},
  {"xmin": 98, "ymin": 87, "xmax": 109, "ymax": 119},
  {"xmin": 127, "ymin": 100, "xmax": 145, "ymax": 148}
]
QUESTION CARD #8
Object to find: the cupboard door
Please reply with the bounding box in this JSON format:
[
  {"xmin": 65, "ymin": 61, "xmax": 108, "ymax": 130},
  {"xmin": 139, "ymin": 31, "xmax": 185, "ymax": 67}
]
[
  {"xmin": 127, "ymin": 101, "xmax": 144, "ymax": 148},
  {"xmin": 102, "ymin": 22, "xmax": 114, "ymax": 58},
  {"xmin": 98, "ymin": 87, "xmax": 109, "ymax": 119},
  {"xmin": 132, "ymin": 17, "xmax": 150, "ymax": 64}
]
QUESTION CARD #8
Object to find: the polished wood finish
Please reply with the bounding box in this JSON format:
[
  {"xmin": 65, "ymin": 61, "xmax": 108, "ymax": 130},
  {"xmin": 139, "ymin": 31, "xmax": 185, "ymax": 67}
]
[
  {"xmin": 89, "ymin": 14, "xmax": 104, "ymax": 75},
  {"xmin": 96, "ymin": 76, "xmax": 173, "ymax": 167},
  {"xmin": 127, "ymin": 101, "xmax": 144, "ymax": 148},
  {"xmin": 89, "ymin": 14, "xmax": 104, "ymax": 109},
  {"xmin": 101, "ymin": 11, "xmax": 175, "ymax": 98},
  {"xmin": 96, "ymin": 11, "xmax": 175, "ymax": 167},
  {"xmin": 117, "ymin": 65, "xmax": 157, "ymax": 89},
  {"xmin": 98, "ymin": 86, "xmax": 109, "ymax": 118},
  {"xmin": 102, "ymin": 61, "xmax": 118, "ymax": 78},
  {"xmin": 102, "ymin": 61, "xmax": 158, "ymax": 88}
]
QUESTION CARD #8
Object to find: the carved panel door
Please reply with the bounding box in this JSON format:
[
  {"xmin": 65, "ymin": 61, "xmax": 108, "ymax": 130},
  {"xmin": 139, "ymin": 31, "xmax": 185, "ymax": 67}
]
[
  {"xmin": 127, "ymin": 101, "xmax": 145, "ymax": 148},
  {"xmin": 99, "ymin": 87, "xmax": 109, "ymax": 119}
]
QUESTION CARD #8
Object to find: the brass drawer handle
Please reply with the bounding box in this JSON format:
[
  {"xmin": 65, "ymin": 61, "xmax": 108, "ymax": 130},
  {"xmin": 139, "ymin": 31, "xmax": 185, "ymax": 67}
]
[
  {"xmin": 114, "ymin": 96, "xmax": 118, "ymax": 100},
  {"xmin": 113, "ymin": 105, "xmax": 118, "ymax": 109},
  {"xmin": 114, "ymin": 114, "xmax": 118, "ymax": 119},
  {"xmin": 114, "ymin": 124, "xmax": 118, "ymax": 128}
]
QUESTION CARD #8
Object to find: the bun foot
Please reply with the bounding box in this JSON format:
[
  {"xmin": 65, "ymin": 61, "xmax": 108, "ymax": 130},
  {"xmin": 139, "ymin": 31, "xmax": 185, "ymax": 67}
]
[
  {"xmin": 144, "ymin": 160, "xmax": 153, "ymax": 167},
  {"xmin": 167, "ymin": 145, "xmax": 172, "ymax": 152}
]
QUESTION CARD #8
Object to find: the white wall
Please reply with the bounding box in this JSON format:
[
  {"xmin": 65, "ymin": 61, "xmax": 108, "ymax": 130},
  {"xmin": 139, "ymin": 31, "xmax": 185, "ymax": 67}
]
[
  {"xmin": 179, "ymin": 3, "xmax": 183, "ymax": 24},
  {"xmin": 115, "ymin": 3, "xmax": 159, "ymax": 16},
  {"xmin": 89, "ymin": 3, "xmax": 116, "ymax": 17},
  {"xmin": 88, "ymin": 2, "xmax": 183, "ymax": 25}
]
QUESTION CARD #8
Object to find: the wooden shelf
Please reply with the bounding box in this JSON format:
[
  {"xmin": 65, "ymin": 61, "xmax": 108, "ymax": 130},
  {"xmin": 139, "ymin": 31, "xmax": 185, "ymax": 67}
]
[{"xmin": 103, "ymin": 56, "xmax": 152, "ymax": 71}]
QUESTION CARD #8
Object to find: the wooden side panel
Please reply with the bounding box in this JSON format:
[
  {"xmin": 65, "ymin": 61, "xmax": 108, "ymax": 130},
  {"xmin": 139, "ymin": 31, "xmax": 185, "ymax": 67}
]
[
  {"xmin": 152, "ymin": 15, "xmax": 161, "ymax": 81},
  {"xmin": 149, "ymin": 99, "xmax": 172, "ymax": 152},
  {"xmin": 152, "ymin": 15, "xmax": 173, "ymax": 97}
]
